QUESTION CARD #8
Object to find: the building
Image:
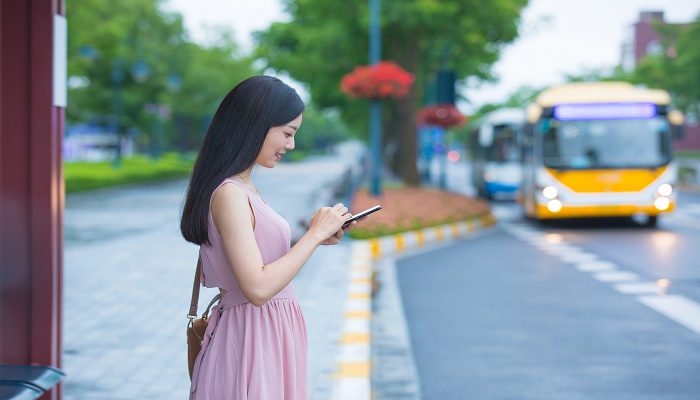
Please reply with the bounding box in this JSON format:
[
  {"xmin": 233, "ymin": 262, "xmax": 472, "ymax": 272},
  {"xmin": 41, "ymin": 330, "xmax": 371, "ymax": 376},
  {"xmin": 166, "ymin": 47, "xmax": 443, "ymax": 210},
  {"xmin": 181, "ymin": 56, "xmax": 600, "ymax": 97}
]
[{"xmin": 621, "ymin": 11, "xmax": 700, "ymax": 150}]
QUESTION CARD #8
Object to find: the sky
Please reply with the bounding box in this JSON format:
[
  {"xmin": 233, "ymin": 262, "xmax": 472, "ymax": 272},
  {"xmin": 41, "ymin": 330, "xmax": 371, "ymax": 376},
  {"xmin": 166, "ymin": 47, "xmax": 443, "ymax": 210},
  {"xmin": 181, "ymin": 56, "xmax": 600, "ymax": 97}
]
[{"xmin": 163, "ymin": 0, "xmax": 700, "ymax": 112}]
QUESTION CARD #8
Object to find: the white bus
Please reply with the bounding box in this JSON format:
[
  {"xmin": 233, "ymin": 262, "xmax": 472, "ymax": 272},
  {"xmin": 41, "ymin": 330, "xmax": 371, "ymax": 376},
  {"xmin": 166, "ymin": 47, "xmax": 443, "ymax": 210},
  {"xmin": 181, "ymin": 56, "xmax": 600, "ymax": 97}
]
[{"xmin": 470, "ymin": 108, "xmax": 526, "ymax": 200}]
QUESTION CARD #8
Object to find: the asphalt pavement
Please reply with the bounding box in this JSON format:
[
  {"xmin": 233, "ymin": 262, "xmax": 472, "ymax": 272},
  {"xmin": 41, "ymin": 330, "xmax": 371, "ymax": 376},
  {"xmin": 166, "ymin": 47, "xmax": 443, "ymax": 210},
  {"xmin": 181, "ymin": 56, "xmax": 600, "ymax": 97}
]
[
  {"xmin": 62, "ymin": 149, "xmax": 363, "ymax": 400},
  {"xmin": 370, "ymin": 159, "xmax": 700, "ymax": 400}
]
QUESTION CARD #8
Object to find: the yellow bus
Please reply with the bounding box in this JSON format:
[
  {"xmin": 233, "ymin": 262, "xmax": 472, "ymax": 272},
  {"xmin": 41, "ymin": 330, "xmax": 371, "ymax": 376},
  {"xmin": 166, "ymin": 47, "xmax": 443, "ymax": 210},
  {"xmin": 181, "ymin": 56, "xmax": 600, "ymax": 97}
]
[{"xmin": 519, "ymin": 82, "xmax": 685, "ymax": 227}]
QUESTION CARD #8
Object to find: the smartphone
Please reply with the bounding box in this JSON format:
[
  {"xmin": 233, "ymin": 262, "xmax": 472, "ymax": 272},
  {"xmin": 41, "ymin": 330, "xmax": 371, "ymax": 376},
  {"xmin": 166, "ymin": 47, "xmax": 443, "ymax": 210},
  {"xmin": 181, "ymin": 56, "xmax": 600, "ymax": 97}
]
[{"xmin": 343, "ymin": 205, "xmax": 382, "ymax": 226}]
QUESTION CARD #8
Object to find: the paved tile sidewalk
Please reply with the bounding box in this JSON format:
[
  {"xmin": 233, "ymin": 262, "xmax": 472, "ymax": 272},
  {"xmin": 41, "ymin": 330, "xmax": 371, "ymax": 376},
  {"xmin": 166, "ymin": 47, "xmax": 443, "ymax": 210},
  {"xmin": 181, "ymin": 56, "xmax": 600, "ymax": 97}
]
[{"xmin": 63, "ymin": 155, "xmax": 359, "ymax": 399}]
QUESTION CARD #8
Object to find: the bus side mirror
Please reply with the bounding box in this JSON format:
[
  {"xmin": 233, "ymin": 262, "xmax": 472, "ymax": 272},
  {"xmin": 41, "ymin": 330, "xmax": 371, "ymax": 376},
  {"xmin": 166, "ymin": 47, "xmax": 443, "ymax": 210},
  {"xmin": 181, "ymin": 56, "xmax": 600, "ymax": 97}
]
[
  {"xmin": 668, "ymin": 110, "xmax": 685, "ymax": 139},
  {"xmin": 671, "ymin": 124, "xmax": 685, "ymax": 139}
]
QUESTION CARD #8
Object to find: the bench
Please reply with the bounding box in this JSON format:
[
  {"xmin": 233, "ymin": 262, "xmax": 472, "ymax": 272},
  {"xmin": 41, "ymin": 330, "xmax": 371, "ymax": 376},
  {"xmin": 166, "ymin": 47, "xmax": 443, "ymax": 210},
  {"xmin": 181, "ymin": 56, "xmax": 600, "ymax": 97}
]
[{"xmin": 0, "ymin": 365, "xmax": 65, "ymax": 399}]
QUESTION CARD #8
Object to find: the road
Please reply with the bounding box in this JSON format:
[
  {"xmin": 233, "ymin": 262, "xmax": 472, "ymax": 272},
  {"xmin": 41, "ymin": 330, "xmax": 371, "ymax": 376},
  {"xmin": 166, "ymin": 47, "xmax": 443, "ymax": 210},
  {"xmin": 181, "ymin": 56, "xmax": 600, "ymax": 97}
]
[{"xmin": 373, "ymin": 160, "xmax": 700, "ymax": 399}]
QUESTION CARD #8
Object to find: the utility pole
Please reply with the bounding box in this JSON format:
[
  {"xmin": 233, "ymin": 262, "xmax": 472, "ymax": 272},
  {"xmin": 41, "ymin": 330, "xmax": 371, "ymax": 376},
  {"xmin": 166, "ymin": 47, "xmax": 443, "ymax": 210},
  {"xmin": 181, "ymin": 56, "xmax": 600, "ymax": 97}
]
[{"xmin": 369, "ymin": 0, "xmax": 382, "ymax": 197}]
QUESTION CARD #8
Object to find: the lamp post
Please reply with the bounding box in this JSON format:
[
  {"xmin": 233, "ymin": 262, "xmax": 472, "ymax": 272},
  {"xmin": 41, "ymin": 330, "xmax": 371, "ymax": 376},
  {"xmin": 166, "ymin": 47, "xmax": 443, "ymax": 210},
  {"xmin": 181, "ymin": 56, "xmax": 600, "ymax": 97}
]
[
  {"xmin": 110, "ymin": 57, "xmax": 125, "ymax": 168},
  {"xmin": 145, "ymin": 73, "xmax": 179, "ymax": 160},
  {"xmin": 109, "ymin": 57, "xmax": 151, "ymax": 167},
  {"xmin": 369, "ymin": 0, "xmax": 382, "ymax": 197}
]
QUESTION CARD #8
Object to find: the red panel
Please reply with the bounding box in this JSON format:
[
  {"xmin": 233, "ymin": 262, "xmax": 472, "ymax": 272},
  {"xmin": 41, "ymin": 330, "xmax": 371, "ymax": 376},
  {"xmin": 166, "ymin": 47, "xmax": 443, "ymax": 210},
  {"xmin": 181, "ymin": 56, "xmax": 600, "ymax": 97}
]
[
  {"xmin": 29, "ymin": 0, "xmax": 61, "ymax": 370},
  {"xmin": 0, "ymin": 1, "xmax": 64, "ymax": 398},
  {"xmin": 0, "ymin": 0, "xmax": 32, "ymax": 365}
]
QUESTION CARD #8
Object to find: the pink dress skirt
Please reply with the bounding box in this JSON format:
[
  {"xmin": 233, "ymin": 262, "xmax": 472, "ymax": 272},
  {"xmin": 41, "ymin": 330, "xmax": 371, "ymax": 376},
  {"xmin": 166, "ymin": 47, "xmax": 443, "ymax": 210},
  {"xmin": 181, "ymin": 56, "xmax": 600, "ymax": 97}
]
[{"xmin": 190, "ymin": 286, "xmax": 307, "ymax": 399}]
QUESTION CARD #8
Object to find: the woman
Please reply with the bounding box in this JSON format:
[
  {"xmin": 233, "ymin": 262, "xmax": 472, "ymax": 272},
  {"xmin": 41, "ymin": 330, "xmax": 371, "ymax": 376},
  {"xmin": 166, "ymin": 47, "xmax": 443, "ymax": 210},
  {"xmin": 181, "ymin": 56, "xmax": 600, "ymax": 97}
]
[{"xmin": 181, "ymin": 76, "xmax": 355, "ymax": 399}]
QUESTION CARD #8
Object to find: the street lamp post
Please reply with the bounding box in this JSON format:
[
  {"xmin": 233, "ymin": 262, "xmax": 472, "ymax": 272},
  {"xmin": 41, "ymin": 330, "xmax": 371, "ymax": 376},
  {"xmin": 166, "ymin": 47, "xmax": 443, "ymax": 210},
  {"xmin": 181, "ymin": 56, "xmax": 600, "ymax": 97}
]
[
  {"xmin": 110, "ymin": 57, "xmax": 125, "ymax": 168},
  {"xmin": 369, "ymin": 0, "xmax": 382, "ymax": 197}
]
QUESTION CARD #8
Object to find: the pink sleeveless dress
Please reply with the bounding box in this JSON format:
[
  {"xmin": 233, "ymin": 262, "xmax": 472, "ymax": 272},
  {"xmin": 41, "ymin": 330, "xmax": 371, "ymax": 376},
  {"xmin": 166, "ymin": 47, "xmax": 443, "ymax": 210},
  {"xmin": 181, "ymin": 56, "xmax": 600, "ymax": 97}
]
[{"xmin": 190, "ymin": 179, "xmax": 307, "ymax": 399}]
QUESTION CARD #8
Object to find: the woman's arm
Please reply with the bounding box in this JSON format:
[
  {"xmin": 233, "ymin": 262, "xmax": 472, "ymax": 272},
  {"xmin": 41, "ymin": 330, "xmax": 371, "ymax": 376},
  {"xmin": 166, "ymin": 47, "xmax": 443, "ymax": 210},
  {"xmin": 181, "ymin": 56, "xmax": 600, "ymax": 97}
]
[{"xmin": 212, "ymin": 183, "xmax": 350, "ymax": 306}]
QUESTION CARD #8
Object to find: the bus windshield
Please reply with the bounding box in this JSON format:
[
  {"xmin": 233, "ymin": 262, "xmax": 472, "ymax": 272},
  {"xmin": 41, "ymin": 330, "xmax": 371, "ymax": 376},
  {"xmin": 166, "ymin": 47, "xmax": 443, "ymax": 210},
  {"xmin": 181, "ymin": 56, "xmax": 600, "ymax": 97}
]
[
  {"xmin": 542, "ymin": 117, "xmax": 672, "ymax": 169},
  {"xmin": 486, "ymin": 125, "xmax": 519, "ymax": 163}
]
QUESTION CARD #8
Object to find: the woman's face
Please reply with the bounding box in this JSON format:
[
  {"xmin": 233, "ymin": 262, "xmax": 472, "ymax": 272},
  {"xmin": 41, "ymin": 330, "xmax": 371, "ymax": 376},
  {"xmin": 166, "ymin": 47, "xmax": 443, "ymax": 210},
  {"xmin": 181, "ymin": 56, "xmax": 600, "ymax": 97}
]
[{"xmin": 256, "ymin": 113, "xmax": 303, "ymax": 168}]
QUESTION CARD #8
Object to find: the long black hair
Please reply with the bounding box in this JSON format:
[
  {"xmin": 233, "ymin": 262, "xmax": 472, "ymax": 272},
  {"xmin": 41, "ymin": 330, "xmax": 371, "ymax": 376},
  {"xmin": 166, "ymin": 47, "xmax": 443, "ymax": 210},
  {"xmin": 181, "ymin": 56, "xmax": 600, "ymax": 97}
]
[{"xmin": 180, "ymin": 76, "xmax": 305, "ymax": 245}]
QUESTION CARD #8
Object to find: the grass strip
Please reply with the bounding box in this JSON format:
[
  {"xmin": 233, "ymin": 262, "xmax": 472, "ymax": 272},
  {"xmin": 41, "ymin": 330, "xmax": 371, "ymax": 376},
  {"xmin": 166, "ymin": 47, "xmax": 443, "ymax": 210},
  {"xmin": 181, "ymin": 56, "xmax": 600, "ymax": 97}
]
[{"xmin": 65, "ymin": 153, "xmax": 194, "ymax": 193}]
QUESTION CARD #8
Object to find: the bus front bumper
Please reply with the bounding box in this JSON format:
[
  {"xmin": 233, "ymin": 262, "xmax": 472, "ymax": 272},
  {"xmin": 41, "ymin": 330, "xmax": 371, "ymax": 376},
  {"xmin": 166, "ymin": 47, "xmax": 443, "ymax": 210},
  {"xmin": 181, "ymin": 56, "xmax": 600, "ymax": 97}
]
[{"xmin": 534, "ymin": 202, "xmax": 676, "ymax": 219}]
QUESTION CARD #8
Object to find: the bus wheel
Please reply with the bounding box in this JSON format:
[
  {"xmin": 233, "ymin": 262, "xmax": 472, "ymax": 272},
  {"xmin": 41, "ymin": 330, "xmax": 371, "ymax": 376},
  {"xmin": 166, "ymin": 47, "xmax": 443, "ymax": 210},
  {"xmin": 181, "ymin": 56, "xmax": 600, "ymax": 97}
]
[{"xmin": 645, "ymin": 216, "xmax": 658, "ymax": 228}]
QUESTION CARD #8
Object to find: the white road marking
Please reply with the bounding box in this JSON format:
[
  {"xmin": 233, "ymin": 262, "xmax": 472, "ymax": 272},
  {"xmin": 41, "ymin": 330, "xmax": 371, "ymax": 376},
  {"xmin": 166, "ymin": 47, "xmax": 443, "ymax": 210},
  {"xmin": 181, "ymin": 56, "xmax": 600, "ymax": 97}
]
[
  {"xmin": 538, "ymin": 245, "xmax": 583, "ymax": 254},
  {"xmin": 638, "ymin": 295, "xmax": 700, "ymax": 335},
  {"xmin": 576, "ymin": 261, "xmax": 618, "ymax": 272},
  {"xmin": 613, "ymin": 282, "xmax": 665, "ymax": 295},
  {"xmin": 558, "ymin": 252, "xmax": 599, "ymax": 263},
  {"xmin": 545, "ymin": 245, "xmax": 582, "ymax": 251},
  {"xmin": 505, "ymin": 222, "xmax": 700, "ymax": 336},
  {"xmin": 593, "ymin": 271, "xmax": 640, "ymax": 282}
]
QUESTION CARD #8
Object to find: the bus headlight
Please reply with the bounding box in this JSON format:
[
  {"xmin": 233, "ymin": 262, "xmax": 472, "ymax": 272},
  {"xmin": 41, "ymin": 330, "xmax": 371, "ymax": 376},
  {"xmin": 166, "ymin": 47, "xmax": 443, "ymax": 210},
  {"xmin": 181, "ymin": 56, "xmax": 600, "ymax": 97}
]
[
  {"xmin": 547, "ymin": 199, "xmax": 563, "ymax": 212},
  {"xmin": 654, "ymin": 197, "xmax": 670, "ymax": 211},
  {"xmin": 657, "ymin": 184, "xmax": 672, "ymax": 197},
  {"xmin": 542, "ymin": 186, "xmax": 558, "ymax": 199}
]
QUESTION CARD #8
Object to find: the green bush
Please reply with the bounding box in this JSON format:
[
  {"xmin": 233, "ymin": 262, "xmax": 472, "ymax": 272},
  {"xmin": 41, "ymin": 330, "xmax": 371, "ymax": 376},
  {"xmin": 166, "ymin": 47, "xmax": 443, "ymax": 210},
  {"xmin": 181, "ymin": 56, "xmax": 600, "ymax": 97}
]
[
  {"xmin": 65, "ymin": 153, "xmax": 194, "ymax": 193},
  {"xmin": 676, "ymin": 150, "xmax": 700, "ymax": 160}
]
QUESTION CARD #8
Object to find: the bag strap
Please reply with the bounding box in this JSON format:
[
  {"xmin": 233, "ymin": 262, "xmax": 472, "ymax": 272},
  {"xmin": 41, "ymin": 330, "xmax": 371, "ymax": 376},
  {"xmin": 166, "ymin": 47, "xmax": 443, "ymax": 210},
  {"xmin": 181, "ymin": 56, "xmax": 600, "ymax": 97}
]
[
  {"xmin": 188, "ymin": 256, "xmax": 223, "ymax": 322},
  {"xmin": 188, "ymin": 256, "xmax": 203, "ymax": 321}
]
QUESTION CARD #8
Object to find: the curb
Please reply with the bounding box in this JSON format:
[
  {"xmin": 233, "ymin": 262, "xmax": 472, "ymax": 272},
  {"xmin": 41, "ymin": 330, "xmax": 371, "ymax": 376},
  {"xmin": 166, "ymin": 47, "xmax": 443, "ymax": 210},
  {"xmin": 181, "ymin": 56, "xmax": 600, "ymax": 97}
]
[
  {"xmin": 330, "ymin": 213, "xmax": 496, "ymax": 400},
  {"xmin": 363, "ymin": 213, "xmax": 496, "ymax": 259}
]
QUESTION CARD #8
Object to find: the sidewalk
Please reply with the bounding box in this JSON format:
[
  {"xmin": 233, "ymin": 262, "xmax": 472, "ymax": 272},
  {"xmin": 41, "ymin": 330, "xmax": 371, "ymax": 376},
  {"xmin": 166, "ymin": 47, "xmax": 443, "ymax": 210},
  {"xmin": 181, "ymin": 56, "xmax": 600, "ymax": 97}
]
[{"xmin": 62, "ymin": 151, "xmax": 362, "ymax": 399}]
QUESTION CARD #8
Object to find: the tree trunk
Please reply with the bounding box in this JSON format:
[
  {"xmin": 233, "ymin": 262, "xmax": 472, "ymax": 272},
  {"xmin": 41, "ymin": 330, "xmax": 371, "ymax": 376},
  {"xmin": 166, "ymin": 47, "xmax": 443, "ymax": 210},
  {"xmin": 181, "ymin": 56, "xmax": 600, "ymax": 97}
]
[
  {"xmin": 393, "ymin": 91, "xmax": 419, "ymax": 185},
  {"xmin": 385, "ymin": 33, "xmax": 421, "ymax": 186}
]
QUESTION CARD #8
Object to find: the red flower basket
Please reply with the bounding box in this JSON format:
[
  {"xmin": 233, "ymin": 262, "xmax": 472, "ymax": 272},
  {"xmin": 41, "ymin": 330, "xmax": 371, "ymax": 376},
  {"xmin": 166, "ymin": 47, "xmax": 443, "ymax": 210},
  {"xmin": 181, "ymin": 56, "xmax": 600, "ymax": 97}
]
[
  {"xmin": 416, "ymin": 104, "xmax": 467, "ymax": 127},
  {"xmin": 341, "ymin": 61, "xmax": 415, "ymax": 99}
]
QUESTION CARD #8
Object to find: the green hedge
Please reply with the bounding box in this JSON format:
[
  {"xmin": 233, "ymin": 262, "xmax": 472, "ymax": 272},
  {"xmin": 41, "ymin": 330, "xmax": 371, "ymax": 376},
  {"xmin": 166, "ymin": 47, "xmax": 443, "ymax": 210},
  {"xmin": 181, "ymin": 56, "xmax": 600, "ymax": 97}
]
[
  {"xmin": 676, "ymin": 150, "xmax": 700, "ymax": 160},
  {"xmin": 65, "ymin": 153, "xmax": 194, "ymax": 193}
]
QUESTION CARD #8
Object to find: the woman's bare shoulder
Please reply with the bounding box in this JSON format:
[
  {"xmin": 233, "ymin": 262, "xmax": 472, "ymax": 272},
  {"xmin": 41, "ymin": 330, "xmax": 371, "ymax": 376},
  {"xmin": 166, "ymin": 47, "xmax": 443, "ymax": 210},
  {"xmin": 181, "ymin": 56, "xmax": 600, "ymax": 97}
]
[
  {"xmin": 212, "ymin": 182, "xmax": 249, "ymax": 209},
  {"xmin": 211, "ymin": 182, "xmax": 254, "ymax": 233}
]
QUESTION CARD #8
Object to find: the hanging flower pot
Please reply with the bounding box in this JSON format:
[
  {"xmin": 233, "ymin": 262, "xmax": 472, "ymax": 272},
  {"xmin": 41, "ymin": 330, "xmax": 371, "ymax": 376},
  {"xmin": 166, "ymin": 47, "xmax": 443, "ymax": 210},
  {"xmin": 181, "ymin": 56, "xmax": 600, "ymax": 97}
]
[
  {"xmin": 416, "ymin": 103, "xmax": 467, "ymax": 127},
  {"xmin": 341, "ymin": 61, "xmax": 415, "ymax": 99}
]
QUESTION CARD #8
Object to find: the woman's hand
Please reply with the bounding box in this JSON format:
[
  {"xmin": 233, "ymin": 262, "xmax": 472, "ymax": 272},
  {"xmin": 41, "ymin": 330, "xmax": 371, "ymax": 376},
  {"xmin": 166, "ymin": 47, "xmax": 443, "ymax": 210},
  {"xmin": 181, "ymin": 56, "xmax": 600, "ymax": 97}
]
[
  {"xmin": 308, "ymin": 203, "xmax": 351, "ymax": 244},
  {"xmin": 320, "ymin": 219, "xmax": 358, "ymax": 246}
]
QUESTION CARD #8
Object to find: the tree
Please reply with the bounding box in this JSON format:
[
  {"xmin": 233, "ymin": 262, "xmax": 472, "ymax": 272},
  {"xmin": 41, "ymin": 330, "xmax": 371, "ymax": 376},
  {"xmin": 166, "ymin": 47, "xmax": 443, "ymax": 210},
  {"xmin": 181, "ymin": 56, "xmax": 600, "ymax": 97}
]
[
  {"xmin": 633, "ymin": 14, "xmax": 700, "ymax": 121},
  {"xmin": 67, "ymin": 0, "xmax": 257, "ymax": 153},
  {"xmin": 255, "ymin": 0, "xmax": 529, "ymax": 185}
]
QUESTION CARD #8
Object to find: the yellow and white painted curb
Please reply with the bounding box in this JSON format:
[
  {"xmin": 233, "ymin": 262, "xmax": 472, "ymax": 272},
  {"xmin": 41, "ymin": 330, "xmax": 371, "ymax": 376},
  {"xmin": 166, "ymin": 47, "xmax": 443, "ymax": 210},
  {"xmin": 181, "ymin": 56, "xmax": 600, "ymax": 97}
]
[
  {"xmin": 366, "ymin": 213, "xmax": 496, "ymax": 259},
  {"xmin": 331, "ymin": 240, "xmax": 374, "ymax": 400},
  {"xmin": 331, "ymin": 213, "xmax": 495, "ymax": 400}
]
